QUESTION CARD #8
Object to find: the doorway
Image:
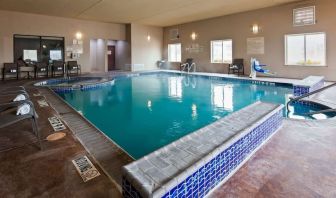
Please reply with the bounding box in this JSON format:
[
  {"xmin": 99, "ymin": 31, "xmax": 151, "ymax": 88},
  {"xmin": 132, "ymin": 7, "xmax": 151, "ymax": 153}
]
[{"xmin": 107, "ymin": 45, "xmax": 116, "ymax": 71}]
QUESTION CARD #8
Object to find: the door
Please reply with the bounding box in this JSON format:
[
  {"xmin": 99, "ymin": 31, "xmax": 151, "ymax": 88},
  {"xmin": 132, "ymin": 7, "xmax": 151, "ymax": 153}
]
[{"xmin": 107, "ymin": 46, "xmax": 116, "ymax": 71}]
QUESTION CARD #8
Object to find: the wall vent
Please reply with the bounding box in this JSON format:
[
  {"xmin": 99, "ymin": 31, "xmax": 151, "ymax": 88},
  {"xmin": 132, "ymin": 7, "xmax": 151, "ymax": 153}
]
[
  {"xmin": 293, "ymin": 6, "xmax": 315, "ymax": 26},
  {"xmin": 169, "ymin": 29, "xmax": 179, "ymax": 40}
]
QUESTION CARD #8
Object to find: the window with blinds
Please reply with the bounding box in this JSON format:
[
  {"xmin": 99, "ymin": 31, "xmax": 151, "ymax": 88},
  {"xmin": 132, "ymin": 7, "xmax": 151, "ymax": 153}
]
[{"xmin": 293, "ymin": 6, "xmax": 315, "ymax": 26}]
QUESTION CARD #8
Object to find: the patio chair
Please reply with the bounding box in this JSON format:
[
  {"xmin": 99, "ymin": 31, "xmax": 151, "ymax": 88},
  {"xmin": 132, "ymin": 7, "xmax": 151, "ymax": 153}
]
[
  {"xmin": 35, "ymin": 62, "xmax": 49, "ymax": 78},
  {"xmin": 180, "ymin": 58, "xmax": 196, "ymax": 72},
  {"xmin": 66, "ymin": 61, "xmax": 81, "ymax": 76},
  {"xmin": 0, "ymin": 100, "xmax": 42, "ymax": 150},
  {"xmin": 228, "ymin": 59, "xmax": 244, "ymax": 76},
  {"xmin": 51, "ymin": 60, "xmax": 65, "ymax": 77},
  {"xmin": 2, "ymin": 63, "xmax": 19, "ymax": 81}
]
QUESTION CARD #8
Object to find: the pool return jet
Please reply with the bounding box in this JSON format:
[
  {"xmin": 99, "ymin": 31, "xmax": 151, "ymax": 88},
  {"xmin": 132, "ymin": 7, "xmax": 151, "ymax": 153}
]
[{"xmin": 249, "ymin": 57, "xmax": 275, "ymax": 79}]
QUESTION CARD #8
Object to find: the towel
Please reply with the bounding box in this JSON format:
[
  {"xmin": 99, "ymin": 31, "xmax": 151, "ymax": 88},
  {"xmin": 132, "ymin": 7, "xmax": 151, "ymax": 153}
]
[
  {"xmin": 13, "ymin": 94, "xmax": 26, "ymax": 102},
  {"xmin": 16, "ymin": 103, "xmax": 30, "ymax": 115}
]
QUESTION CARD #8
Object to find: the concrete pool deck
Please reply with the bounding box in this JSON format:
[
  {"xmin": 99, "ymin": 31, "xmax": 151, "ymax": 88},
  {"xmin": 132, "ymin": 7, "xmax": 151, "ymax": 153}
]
[{"xmin": 0, "ymin": 71, "xmax": 335, "ymax": 197}]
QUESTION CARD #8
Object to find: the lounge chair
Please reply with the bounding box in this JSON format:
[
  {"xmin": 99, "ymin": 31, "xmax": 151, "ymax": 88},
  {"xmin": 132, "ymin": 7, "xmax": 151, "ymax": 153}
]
[
  {"xmin": 228, "ymin": 59, "xmax": 244, "ymax": 76},
  {"xmin": 67, "ymin": 61, "xmax": 81, "ymax": 76},
  {"xmin": 0, "ymin": 100, "xmax": 42, "ymax": 150},
  {"xmin": 51, "ymin": 60, "xmax": 65, "ymax": 77},
  {"xmin": 0, "ymin": 86, "xmax": 26, "ymax": 93},
  {"xmin": 180, "ymin": 58, "xmax": 196, "ymax": 72},
  {"xmin": 2, "ymin": 63, "xmax": 19, "ymax": 81},
  {"xmin": 35, "ymin": 62, "xmax": 49, "ymax": 78}
]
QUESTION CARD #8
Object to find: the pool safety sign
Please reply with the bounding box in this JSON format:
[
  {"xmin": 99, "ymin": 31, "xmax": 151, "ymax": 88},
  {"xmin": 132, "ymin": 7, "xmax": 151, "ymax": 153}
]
[
  {"xmin": 72, "ymin": 155, "xmax": 101, "ymax": 182},
  {"xmin": 48, "ymin": 116, "xmax": 66, "ymax": 131}
]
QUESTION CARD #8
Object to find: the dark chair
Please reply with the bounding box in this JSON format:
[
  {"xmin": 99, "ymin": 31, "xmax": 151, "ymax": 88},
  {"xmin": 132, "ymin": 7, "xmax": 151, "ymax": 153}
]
[
  {"xmin": 0, "ymin": 100, "xmax": 42, "ymax": 150},
  {"xmin": 2, "ymin": 63, "xmax": 18, "ymax": 81},
  {"xmin": 180, "ymin": 58, "xmax": 196, "ymax": 72},
  {"xmin": 228, "ymin": 59, "xmax": 244, "ymax": 76},
  {"xmin": 35, "ymin": 62, "xmax": 48, "ymax": 78},
  {"xmin": 67, "ymin": 61, "xmax": 81, "ymax": 76},
  {"xmin": 51, "ymin": 60, "xmax": 64, "ymax": 77}
]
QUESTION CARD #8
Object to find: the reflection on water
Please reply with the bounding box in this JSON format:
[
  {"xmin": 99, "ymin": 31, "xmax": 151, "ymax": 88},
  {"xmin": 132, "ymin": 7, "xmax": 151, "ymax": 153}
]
[
  {"xmin": 211, "ymin": 84, "xmax": 233, "ymax": 111},
  {"xmin": 168, "ymin": 76, "xmax": 182, "ymax": 99}
]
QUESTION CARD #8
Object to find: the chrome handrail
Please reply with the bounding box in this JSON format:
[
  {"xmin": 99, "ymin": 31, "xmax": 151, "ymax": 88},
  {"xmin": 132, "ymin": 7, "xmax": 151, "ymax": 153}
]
[
  {"xmin": 303, "ymin": 108, "xmax": 336, "ymax": 116},
  {"xmin": 286, "ymin": 82, "xmax": 336, "ymax": 112}
]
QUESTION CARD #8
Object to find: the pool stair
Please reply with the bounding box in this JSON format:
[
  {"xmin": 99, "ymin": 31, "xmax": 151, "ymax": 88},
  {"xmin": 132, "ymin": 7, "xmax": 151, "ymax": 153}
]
[{"xmin": 122, "ymin": 102, "xmax": 284, "ymax": 198}]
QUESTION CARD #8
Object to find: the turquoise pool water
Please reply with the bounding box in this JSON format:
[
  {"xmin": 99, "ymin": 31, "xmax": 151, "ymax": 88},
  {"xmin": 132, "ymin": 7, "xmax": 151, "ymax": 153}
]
[{"xmin": 56, "ymin": 73, "xmax": 327, "ymax": 159}]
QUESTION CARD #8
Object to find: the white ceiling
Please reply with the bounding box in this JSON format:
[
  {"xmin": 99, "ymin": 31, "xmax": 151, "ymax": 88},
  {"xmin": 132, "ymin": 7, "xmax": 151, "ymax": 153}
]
[{"xmin": 0, "ymin": 0, "xmax": 302, "ymax": 26}]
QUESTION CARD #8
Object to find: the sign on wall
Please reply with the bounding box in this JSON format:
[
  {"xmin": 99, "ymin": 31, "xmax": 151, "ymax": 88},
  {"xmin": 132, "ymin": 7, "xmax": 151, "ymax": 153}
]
[{"xmin": 247, "ymin": 37, "xmax": 264, "ymax": 55}]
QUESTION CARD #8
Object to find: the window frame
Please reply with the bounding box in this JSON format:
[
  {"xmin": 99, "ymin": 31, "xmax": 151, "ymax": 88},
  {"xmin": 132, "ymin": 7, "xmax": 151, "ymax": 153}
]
[
  {"xmin": 168, "ymin": 43, "xmax": 182, "ymax": 63},
  {"xmin": 210, "ymin": 39, "xmax": 233, "ymax": 64},
  {"xmin": 284, "ymin": 32, "xmax": 327, "ymax": 67}
]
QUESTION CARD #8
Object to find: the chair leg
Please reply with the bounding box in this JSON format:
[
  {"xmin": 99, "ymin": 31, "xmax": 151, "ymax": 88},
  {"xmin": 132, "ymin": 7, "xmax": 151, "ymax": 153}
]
[{"xmin": 32, "ymin": 117, "xmax": 43, "ymax": 150}]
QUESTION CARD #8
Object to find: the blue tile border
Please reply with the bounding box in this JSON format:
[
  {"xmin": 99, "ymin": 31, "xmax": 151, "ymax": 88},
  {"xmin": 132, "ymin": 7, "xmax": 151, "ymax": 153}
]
[
  {"xmin": 293, "ymin": 78, "xmax": 324, "ymax": 97},
  {"xmin": 122, "ymin": 105, "xmax": 284, "ymax": 198}
]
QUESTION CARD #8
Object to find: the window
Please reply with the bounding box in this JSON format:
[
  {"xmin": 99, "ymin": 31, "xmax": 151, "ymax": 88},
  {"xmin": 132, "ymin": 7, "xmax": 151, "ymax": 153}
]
[
  {"xmin": 293, "ymin": 6, "xmax": 315, "ymax": 26},
  {"xmin": 168, "ymin": 43, "xmax": 181, "ymax": 62},
  {"xmin": 211, "ymin": 40, "xmax": 232, "ymax": 64},
  {"xmin": 285, "ymin": 33, "xmax": 326, "ymax": 66}
]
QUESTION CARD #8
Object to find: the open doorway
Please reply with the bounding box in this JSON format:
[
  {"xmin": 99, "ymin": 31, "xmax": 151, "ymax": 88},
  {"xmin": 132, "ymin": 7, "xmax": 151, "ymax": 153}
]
[{"xmin": 107, "ymin": 45, "xmax": 116, "ymax": 71}]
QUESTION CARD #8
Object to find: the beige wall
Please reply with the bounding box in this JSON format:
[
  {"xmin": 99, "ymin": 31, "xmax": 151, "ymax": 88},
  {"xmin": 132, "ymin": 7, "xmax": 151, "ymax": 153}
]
[
  {"xmin": 0, "ymin": 10, "xmax": 126, "ymax": 73},
  {"xmin": 130, "ymin": 23, "xmax": 163, "ymax": 71},
  {"xmin": 163, "ymin": 0, "xmax": 336, "ymax": 81}
]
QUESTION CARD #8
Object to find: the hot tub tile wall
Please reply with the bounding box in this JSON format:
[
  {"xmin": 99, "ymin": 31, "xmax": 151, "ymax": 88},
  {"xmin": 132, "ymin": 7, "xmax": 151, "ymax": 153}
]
[
  {"xmin": 293, "ymin": 76, "xmax": 325, "ymax": 97},
  {"xmin": 122, "ymin": 103, "xmax": 284, "ymax": 198}
]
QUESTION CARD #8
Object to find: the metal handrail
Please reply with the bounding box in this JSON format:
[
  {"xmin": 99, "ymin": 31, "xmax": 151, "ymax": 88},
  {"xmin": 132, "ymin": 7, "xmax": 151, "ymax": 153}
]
[
  {"xmin": 303, "ymin": 108, "xmax": 336, "ymax": 116},
  {"xmin": 286, "ymin": 82, "xmax": 336, "ymax": 112}
]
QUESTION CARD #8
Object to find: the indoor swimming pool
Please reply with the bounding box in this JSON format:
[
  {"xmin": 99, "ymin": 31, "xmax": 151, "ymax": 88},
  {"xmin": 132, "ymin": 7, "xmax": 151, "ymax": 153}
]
[{"xmin": 56, "ymin": 72, "xmax": 334, "ymax": 159}]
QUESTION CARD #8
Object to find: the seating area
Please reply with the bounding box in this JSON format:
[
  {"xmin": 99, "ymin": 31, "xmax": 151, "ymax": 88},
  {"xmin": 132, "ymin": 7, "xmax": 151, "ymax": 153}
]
[{"xmin": 2, "ymin": 60, "xmax": 81, "ymax": 80}]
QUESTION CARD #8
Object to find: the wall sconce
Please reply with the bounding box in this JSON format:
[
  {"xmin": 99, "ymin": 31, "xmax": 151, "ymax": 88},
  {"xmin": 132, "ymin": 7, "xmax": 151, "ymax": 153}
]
[
  {"xmin": 251, "ymin": 24, "xmax": 261, "ymax": 34},
  {"xmin": 147, "ymin": 34, "xmax": 151, "ymax": 41},
  {"xmin": 75, "ymin": 32, "xmax": 83, "ymax": 40},
  {"xmin": 191, "ymin": 32, "xmax": 197, "ymax": 40}
]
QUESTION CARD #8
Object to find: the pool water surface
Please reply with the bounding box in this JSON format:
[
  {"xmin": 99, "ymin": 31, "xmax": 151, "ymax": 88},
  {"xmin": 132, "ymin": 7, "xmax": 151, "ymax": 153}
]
[{"xmin": 57, "ymin": 73, "xmax": 330, "ymax": 159}]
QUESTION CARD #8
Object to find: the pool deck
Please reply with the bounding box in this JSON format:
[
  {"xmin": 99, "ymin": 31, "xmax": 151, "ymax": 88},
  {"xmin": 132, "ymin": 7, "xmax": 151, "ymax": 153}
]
[{"xmin": 0, "ymin": 71, "xmax": 335, "ymax": 197}]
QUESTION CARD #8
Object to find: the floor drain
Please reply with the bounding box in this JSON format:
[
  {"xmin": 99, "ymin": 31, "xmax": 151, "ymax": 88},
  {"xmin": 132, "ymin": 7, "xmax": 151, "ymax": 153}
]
[
  {"xmin": 48, "ymin": 116, "xmax": 66, "ymax": 131},
  {"xmin": 72, "ymin": 156, "xmax": 101, "ymax": 182},
  {"xmin": 37, "ymin": 99, "xmax": 49, "ymax": 107},
  {"xmin": 46, "ymin": 132, "xmax": 66, "ymax": 141}
]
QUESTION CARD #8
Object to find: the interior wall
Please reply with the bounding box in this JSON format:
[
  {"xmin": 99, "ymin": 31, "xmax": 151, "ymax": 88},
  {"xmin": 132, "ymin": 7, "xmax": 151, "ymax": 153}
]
[
  {"xmin": 130, "ymin": 23, "xmax": 163, "ymax": 71},
  {"xmin": 0, "ymin": 10, "xmax": 125, "ymax": 73},
  {"xmin": 116, "ymin": 40, "xmax": 131, "ymax": 70},
  {"xmin": 163, "ymin": 0, "xmax": 336, "ymax": 81}
]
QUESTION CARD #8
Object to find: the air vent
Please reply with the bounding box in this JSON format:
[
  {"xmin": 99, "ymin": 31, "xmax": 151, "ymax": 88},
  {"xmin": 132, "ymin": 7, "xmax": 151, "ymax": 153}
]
[
  {"xmin": 293, "ymin": 6, "xmax": 315, "ymax": 26},
  {"xmin": 169, "ymin": 29, "xmax": 179, "ymax": 40}
]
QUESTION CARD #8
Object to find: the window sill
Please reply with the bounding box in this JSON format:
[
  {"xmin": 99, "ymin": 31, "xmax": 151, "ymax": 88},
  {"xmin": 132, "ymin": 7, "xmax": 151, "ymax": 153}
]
[{"xmin": 285, "ymin": 64, "xmax": 327, "ymax": 67}]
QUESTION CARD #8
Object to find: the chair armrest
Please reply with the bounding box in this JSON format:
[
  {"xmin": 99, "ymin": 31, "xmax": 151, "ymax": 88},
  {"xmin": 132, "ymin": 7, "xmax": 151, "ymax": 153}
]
[{"xmin": 0, "ymin": 99, "xmax": 34, "ymax": 113}]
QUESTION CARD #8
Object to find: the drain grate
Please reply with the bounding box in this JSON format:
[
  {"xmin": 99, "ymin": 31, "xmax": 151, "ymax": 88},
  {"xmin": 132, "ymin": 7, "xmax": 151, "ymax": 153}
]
[
  {"xmin": 37, "ymin": 99, "xmax": 49, "ymax": 107},
  {"xmin": 72, "ymin": 156, "xmax": 101, "ymax": 182},
  {"xmin": 48, "ymin": 116, "xmax": 66, "ymax": 131}
]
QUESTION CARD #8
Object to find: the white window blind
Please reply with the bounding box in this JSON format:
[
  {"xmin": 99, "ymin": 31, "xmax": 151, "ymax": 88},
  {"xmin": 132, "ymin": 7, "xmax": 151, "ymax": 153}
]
[
  {"xmin": 210, "ymin": 40, "xmax": 232, "ymax": 64},
  {"xmin": 293, "ymin": 6, "xmax": 315, "ymax": 26},
  {"xmin": 285, "ymin": 32, "xmax": 326, "ymax": 66}
]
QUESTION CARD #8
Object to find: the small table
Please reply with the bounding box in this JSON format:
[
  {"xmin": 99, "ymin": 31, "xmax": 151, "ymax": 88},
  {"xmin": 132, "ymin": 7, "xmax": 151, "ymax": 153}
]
[{"xmin": 20, "ymin": 66, "xmax": 35, "ymax": 79}]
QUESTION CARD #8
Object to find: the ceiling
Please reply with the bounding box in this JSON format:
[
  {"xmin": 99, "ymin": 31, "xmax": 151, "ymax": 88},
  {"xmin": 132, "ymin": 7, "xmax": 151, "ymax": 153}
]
[{"xmin": 0, "ymin": 0, "xmax": 303, "ymax": 26}]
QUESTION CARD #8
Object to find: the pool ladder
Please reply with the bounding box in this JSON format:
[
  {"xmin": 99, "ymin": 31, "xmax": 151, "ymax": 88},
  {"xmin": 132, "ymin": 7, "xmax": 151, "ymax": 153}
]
[
  {"xmin": 181, "ymin": 63, "xmax": 196, "ymax": 73},
  {"xmin": 286, "ymin": 82, "xmax": 336, "ymax": 116}
]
